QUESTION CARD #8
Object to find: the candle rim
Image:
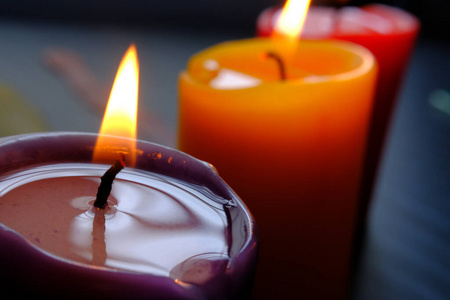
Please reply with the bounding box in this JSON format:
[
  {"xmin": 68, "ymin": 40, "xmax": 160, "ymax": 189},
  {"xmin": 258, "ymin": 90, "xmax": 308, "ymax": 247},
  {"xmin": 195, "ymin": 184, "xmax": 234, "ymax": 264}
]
[
  {"xmin": 184, "ymin": 38, "xmax": 376, "ymax": 90},
  {"xmin": 260, "ymin": 4, "xmax": 420, "ymax": 38},
  {"xmin": 0, "ymin": 132, "xmax": 236, "ymax": 204}
]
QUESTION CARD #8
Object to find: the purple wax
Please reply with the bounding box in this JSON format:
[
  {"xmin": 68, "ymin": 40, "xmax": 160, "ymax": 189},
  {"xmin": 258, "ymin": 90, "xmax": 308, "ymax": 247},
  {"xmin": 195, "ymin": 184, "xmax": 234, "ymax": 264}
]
[{"xmin": 0, "ymin": 132, "xmax": 258, "ymax": 300}]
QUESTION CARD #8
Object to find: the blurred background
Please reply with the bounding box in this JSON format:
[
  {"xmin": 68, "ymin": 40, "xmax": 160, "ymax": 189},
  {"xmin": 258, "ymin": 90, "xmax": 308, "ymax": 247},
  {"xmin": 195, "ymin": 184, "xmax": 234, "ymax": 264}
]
[
  {"xmin": 0, "ymin": 0, "xmax": 448, "ymax": 142},
  {"xmin": 0, "ymin": 0, "xmax": 449, "ymax": 299}
]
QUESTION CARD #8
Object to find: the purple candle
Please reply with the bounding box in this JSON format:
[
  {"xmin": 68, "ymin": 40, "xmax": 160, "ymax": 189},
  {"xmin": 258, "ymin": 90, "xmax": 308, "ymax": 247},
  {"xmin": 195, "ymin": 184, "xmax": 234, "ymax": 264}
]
[{"xmin": 0, "ymin": 132, "xmax": 258, "ymax": 299}]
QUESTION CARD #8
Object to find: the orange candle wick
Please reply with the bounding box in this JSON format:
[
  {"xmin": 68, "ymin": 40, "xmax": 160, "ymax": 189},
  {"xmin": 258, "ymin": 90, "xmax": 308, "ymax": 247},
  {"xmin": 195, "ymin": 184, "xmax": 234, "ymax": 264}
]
[{"xmin": 261, "ymin": 52, "xmax": 287, "ymax": 81}]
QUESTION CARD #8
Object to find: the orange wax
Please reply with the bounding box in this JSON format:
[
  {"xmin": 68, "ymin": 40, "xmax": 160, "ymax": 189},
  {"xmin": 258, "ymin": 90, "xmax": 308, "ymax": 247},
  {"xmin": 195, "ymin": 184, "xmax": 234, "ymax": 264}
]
[{"xmin": 178, "ymin": 39, "xmax": 377, "ymax": 300}]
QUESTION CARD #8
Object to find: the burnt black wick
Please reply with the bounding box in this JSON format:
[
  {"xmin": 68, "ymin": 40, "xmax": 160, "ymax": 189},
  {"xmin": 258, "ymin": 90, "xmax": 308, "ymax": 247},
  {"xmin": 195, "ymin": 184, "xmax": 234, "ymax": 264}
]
[
  {"xmin": 265, "ymin": 52, "xmax": 286, "ymax": 81},
  {"xmin": 94, "ymin": 154, "xmax": 125, "ymax": 209}
]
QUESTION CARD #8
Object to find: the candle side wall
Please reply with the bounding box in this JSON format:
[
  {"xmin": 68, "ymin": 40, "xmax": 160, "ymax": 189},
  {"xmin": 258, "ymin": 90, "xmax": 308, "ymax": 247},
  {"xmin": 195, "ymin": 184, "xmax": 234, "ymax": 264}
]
[{"xmin": 178, "ymin": 39, "xmax": 377, "ymax": 300}]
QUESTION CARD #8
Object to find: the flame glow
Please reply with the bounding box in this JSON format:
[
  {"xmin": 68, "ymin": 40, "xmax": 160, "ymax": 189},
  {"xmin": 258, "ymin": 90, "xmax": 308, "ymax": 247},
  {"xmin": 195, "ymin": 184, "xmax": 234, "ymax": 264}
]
[
  {"xmin": 274, "ymin": 0, "xmax": 312, "ymax": 39},
  {"xmin": 93, "ymin": 44, "xmax": 139, "ymax": 167}
]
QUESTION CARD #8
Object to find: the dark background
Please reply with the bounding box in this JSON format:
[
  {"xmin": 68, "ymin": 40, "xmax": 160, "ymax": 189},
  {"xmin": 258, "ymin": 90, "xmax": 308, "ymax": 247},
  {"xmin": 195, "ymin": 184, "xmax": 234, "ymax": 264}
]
[{"xmin": 1, "ymin": 0, "xmax": 449, "ymax": 39}]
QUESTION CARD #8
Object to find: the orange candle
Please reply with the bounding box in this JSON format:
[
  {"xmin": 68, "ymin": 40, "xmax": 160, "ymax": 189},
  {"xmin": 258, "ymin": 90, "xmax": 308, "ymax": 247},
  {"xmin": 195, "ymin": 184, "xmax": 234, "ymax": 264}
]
[{"xmin": 178, "ymin": 38, "xmax": 377, "ymax": 299}]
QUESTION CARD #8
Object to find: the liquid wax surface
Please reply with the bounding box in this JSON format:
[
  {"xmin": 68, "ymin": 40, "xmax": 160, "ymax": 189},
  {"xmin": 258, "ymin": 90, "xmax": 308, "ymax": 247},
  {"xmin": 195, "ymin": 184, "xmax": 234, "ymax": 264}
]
[{"xmin": 0, "ymin": 163, "xmax": 232, "ymax": 277}]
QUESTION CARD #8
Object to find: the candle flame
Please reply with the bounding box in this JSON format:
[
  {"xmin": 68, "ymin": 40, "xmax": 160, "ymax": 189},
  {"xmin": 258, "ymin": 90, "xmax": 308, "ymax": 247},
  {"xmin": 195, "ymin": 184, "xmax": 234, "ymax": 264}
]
[
  {"xmin": 274, "ymin": 0, "xmax": 312, "ymax": 40},
  {"xmin": 93, "ymin": 44, "xmax": 139, "ymax": 167}
]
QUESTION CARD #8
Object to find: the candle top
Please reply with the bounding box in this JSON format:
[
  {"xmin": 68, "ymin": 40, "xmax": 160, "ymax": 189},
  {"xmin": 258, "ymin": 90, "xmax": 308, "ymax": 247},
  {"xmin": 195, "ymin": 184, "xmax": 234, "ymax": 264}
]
[
  {"xmin": 0, "ymin": 133, "xmax": 258, "ymax": 298},
  {"xmin": 258, "ymin": 4, "xmax": 419, "ymax": 39},
  {"xmin": 184, "ymin": 38, "xmax": 375, "ymax": 89},
  {"xmin": 0, "ymin": 163, "xmax": 233, "ymax": 278}
]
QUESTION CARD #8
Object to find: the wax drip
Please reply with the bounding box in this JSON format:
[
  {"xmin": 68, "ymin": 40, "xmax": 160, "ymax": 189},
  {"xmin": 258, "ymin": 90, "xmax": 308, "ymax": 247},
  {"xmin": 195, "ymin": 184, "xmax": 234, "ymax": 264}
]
[
  {"xmin": 224, "ymin": 205, "xmax": 233, "ymax": 258},
  {"xmin": 264, "ymin": 52, "xmax": 286, "ymax": 81},
  {"xmin": 94, "ymin": 153, "xmax": 125, "ymax": 209}
]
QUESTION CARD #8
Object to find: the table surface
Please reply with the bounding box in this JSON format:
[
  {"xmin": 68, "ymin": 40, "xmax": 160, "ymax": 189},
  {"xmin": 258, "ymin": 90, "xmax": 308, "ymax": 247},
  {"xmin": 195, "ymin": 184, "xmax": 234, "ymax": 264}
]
[{"xmin": 0, "ymin": 19, "xmax": 449, "ymax": 300}]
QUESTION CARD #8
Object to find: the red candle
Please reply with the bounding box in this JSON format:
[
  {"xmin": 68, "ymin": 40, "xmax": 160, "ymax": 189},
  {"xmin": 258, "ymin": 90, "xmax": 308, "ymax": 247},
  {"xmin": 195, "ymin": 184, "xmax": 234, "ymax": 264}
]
[{"xmin": 257, "ymin": 4, "xmax": 420, "ymax": 207}]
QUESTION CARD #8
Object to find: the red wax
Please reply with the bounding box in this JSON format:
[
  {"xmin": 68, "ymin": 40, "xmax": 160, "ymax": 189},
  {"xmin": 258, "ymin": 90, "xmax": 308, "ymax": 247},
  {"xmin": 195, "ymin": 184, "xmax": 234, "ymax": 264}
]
[{"xmin": 257, "ymin": 4, "xmax": 420, "ymax": 209}]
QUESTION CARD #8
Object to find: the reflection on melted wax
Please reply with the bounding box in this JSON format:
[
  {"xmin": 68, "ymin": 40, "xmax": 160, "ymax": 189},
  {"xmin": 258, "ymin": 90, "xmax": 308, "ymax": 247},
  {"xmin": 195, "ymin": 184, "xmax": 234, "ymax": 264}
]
[
  {"xmin": 71, "ymin": 175, "xmax": 228, "ymax": 276},
  {"xmin": 0, "ymin": 164, "xmax": 231, "ymax": 279}
]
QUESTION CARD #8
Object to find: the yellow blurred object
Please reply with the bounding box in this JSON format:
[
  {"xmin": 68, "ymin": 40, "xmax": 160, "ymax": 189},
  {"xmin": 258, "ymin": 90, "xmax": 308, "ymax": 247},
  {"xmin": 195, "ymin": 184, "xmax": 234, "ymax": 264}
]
[{"xmin": 0, "ymin": 85, "xmax": 48, "ymax": 137}]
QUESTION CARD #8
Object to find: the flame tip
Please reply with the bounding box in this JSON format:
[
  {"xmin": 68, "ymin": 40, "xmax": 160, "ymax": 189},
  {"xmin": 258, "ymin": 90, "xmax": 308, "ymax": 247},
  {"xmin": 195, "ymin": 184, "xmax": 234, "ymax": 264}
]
[
  {"xmin": 128, "ymin": 44, "xmax": 137, "ymax": 54},
  {"xmin": 274, "ymin": 0, "xmax": 312, "ymax": 39},
  {"xmin": 93, "ymin": 44, "xmax": 139, "ymax": 167}
]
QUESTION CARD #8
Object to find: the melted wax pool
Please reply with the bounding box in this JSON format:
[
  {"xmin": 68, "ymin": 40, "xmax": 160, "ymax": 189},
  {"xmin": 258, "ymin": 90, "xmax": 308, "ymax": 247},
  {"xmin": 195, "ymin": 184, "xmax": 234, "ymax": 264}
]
[{"xmin": 0, "ymin": 163, "xmax": 234, "ymax": 279}]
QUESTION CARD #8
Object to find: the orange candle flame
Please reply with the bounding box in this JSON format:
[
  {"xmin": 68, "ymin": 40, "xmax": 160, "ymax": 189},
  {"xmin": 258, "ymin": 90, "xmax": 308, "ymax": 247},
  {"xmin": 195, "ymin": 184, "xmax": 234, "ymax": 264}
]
[
  {"xmin": 273, "ymin": 0, "xmax": 312, "ymax": 40},
  {"xmin": 93, "ymin": 44, "xmax": 139, "ymax": 167}
]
